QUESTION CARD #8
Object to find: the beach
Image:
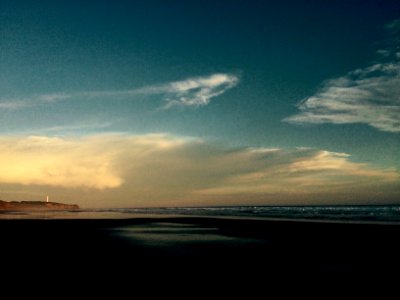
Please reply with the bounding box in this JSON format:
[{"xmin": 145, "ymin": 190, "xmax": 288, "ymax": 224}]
[{"xmin": 1, "ymin": 215, "xmax": 400, "ymax": 288}]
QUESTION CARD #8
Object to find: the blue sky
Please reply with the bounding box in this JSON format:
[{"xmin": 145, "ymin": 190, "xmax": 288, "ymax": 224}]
[{"xmin": 0, "ymin": 1, "xmax": 399, "ymax": 207}]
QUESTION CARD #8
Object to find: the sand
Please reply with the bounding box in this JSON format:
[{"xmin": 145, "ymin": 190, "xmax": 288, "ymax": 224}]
[{"xmin": 1, "ymin": 216, "xmax": 399, "ymax": 290}]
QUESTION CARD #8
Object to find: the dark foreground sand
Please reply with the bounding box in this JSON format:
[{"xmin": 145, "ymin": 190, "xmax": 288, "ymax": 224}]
[{"xmin": 1, "ymin": 217, "xmax": 399, "ymax": 290}]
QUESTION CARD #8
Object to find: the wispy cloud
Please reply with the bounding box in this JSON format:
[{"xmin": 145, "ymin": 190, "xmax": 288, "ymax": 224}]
[
  {"xmin": 0, "ymin": 73, "xmax": 239, "ymax": 111},
  {"xmin": 39, "ymin": 121, "xmax": 114, "ymax": 133},
  {"xmin": 285, "ymin": 19, "xmax": 400, "ymax": 133},
  {"xmin": 0, "ymin": 93, "xmax": 71, "ymax": 110},
  {"xmin": 36, "ymin": 93, "xmax": 71, "ymax": 103},
  {"xmin": 0, "ymin": 101, "xmax": 32, "ymax": 110},
  {"xmin": 0, "ymin": 134, "xmax": 397, "ymax": 206},
  {"xmin": 385, "ymin": 18, "xmax": 400, "ymax": 33},
  {"xmin": 87, "ymin": 73, "xmax": 239, "ymax": 108},
  {"xmin": 147, "ymin": 73, "xmax": 239, "ymax": 108}
]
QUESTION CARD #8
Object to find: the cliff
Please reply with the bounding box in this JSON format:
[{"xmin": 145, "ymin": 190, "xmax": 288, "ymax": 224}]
[{"xmin": 0, "ymin": 200, "xmax": 79, "ymax": 211}]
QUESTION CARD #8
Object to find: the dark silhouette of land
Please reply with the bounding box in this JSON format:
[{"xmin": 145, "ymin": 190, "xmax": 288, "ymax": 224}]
[{"xmin": 0, "ymin": 200, "xmax": 79, "ymax": 211}]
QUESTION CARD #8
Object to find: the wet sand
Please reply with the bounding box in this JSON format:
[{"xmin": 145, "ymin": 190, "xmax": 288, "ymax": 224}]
[{"xmin": 1, "ymin": 217, "xmax": 399, "ymax": 288}]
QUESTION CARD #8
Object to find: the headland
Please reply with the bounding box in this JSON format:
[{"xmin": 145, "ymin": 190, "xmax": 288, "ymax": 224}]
[{"xmin": 0, "ymin": 200, "xmax": 79, "ymax": 211}]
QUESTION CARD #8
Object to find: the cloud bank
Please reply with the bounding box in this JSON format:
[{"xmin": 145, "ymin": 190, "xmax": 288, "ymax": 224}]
[
  {"xmin": 0, "ymin": 135, "xmax": 124, "ymax": 189},
  {"xmin": 0, "ymin": 134, "xmax": 397, "ymax": 206},
  {"xmin": 285, "ymin": 19, "xmax": 400, "ymax": 133},
  {"xmin": 0, "ymin": 73, "xmax": 239, "ymax": 111}
]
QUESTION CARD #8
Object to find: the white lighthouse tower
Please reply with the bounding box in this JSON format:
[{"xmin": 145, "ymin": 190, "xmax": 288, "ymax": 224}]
[{"xmin": 46, "ymin": 195, "xmax": 49, "ymax": 203}]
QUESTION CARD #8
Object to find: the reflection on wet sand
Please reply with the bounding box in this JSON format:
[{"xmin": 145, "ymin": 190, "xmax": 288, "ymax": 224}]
[{"xmin": 110, "ymin": 222, "xmax": 269, "ymax": 258}]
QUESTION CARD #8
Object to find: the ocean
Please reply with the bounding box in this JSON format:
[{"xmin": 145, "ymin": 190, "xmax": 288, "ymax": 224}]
[{"xmin": 1, "ymin": 205, "xmax": 400, "ymax": 222}]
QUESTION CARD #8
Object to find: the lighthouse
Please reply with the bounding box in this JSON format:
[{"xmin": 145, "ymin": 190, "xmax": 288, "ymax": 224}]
[{"xmin": 46, "ymin": 195, "xmax": 49, "ymax": 203}]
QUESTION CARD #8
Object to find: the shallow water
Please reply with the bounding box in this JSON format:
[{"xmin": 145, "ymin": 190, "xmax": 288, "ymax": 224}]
[{"xmin": 1, "ymin": 205, "xmax": 400, "ymax": 222}]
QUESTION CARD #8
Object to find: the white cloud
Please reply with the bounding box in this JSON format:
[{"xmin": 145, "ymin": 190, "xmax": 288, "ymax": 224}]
[
  {"xmin": 284, "ymin": 62, "xmax": 400, "ymax": 132},
  {"xmin": 0, "ymin": 73, "xmax": 239, "ymax": 111},
  {"xmin": 135, "ymin": 73, "xmax": 239, "ymax": 108},
  {"xmin": 166, "ymin": 73, "xmax": 239, "ymax": 107},
  {"xmin": 0, "ymin": 134, "xmax": 397, "ymax": 206},
  {"xmin": 285, "ymin": 19, "xmax": 400, "ymax": 133}
]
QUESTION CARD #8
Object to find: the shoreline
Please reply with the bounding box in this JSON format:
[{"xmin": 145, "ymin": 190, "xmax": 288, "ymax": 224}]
[{"xmin": 1, "ymin": 209, "xmax": 400, "ymax": 225}]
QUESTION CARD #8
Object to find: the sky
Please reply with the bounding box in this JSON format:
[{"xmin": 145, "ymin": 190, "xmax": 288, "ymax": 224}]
[{"xmin": 0, "ymin": 0, "xmax": 399, "ymax": 207}]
